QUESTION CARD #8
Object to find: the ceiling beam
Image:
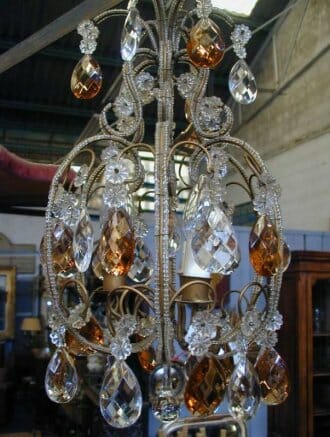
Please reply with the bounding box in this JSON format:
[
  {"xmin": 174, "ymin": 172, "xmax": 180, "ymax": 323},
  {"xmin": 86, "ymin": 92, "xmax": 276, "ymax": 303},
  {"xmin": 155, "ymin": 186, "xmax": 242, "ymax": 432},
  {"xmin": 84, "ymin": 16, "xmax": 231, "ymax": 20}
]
[
  {"xmin": 0, "ymin": 0, "xmax": 123, "ymax": 74},
  {"xmin": 0, "ymin": 39, "xmax": 122, "ymax": 67},
  {"xmin": 0, "ymin": 99, "xmax": 93, "ymax": 118}
]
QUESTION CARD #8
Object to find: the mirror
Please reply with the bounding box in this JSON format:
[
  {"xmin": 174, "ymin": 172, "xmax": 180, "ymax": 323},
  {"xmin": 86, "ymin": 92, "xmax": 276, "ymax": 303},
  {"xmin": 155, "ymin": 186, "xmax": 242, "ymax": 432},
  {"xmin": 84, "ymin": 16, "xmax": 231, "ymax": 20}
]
[{"xmin": 0, "ymin": 266, "xmax": 16, "ymax": 341}]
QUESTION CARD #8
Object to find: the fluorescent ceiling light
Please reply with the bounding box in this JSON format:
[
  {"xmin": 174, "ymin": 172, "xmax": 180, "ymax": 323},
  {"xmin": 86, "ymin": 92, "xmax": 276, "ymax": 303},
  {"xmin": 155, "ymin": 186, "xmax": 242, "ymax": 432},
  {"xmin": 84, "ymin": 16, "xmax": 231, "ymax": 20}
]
[{"xmin": 212, "ymin": 0, "xmax": 259, "ymax": 16}]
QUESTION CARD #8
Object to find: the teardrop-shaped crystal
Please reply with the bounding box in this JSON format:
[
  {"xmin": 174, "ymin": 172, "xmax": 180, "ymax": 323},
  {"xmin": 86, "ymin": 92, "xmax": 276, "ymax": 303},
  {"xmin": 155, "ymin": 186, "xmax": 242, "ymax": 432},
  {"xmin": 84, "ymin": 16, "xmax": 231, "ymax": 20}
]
[
  {"xmin": 65, "ymin": 317, "xmax": 104, "ymax": 356},
  {"xmin": 121, "ymin": 8, "xmax": 142, "ymax": 61},
  {"xmin": 128, "ymin": 237, "xmax": 153, "ymax": 282},
  {"xmin": 71, "ymin": 54, "xmax": 102, "ymax": 99},
  {"xmin": 45, "ymin": 348, "xmax": 78, "ymax": 403},
  {"xmin": 52, "ymin": 222, "xmax": 77, "ymax": 278},
  {"xmin": 152, "ymin": 391, "xmax": 181, "ymax": 423},
  {"xmin": 184, "ymin": 355, "xmax": 226, "ymax": 416},
  {"xmin": 227, "ymin": 357, "xmax": 261, "ymax": 420},
  {"xmin": 187, "ymin": 18, "xmax": 225, "ymax": 69},
  {"xmin": 183, "ymin": 174, "xmax": 209, "ymax": 237},
  {"xmin": 191, "ymin": 204, "xmax": 240, "ymax": 274},
  {"xmin": 255, "ymin": 347, "xmax": 290, "ymax": 405},
  {"xmin": 99, "ymin": 360, "xmax": 142, "ymax": 428},
  {"xmin": 98, "ymin": 208, "xmax": 135, "ymax": 276},
  {"xmin": 249, "ymin": 215, "xmax": 282, "ymax": 276},
  {"xmin": 92, "ymin": 248, "xmax": 104, "ymax": 280},
  {"xmin": 229, "ymin": 59, "xmax": 257, "ymax": 105},
  {"xmin": 150, "ymin": 363, "xmax": 185, "ymax": 399},
  {"xmin": 281, "ymin": 241, "xmax": 291, "ymax": 272},
  {"xmin": 73, "ymin": 210, "xmax": 94, "ymax": 272},
  {"xmin": 169, "ymin": 215, "xmax": 181, "ymax": 257},
  {"xmin": 218, "ymin": 344, "xmax": 235, "ymax": 384},
  {"xmin": 137, "ymin": 346, "xmax": 157, "ymax": 373}
]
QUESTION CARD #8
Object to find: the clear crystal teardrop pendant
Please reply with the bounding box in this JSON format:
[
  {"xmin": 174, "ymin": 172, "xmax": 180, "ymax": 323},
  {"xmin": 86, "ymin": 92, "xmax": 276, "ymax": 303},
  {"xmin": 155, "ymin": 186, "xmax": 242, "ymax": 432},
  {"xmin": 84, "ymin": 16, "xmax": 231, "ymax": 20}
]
[{"xmin": 99, "ymin": 359, "xmax": 143, "ymax": 428}]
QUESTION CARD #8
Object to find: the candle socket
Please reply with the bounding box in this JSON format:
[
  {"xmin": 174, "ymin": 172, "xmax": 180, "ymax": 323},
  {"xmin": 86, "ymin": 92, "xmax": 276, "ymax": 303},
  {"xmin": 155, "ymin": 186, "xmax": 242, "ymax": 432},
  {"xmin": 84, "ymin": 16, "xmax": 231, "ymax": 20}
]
[
  {"xmin": 179, "ymin": 274, "xmax": 213, "ymax": 303},
  {"xmin": 103, "ymin": 274, "xmax": 126, "ymax": 292}
]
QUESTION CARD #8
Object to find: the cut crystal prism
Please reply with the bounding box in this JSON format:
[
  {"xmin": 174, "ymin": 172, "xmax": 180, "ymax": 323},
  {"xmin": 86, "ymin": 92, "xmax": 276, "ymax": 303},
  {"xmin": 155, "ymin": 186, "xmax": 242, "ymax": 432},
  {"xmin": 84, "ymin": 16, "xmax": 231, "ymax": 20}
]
[
  {"xmin": 227, "ymin": 357, "xmax": 260, "ymax": 420},
  {"xmin": 191, "ymin": 205, "xmax": 240, "ymax": 274},
  {"xmin": 45, "ymin": 348, "xmax": 78, "ymax": 403},
  {"xmin": 255, "ymin": 347, "xmax": 290, "ymax": 405},
  {"xmin": 73, "ymin": 210, "xmax": 94, "ymax": 272},
  {"xmin": 249, "ymin": 215, "xmax": 282, "ymax": 276},
  {"xmin": 128, "ymin": 237, "xmax": 153, "ymax": 282},
  {"xmin": 97, "ymin": 207, "xmax": 135, "ymax": 276},
  {"xmin": 71, "ymin": 54, "xmax": 102, "ymax": 99},
  {"xmin": 229, "ymin": 59, "xmax": 257, "ymax": 105},
  {"xmin": 187, "ymin": 18, "xmax": 225, "ymax": 69},
  {"xmin": 184, "ymin": 355, "xmax": 226, "ymax": 416},
  {"xmin": 121, "ymin": 8, "xmax": 142, "ymax": 61},
  {"xmin": 99, "ymin": 360, "xmax": 142, "ymax": 428}
]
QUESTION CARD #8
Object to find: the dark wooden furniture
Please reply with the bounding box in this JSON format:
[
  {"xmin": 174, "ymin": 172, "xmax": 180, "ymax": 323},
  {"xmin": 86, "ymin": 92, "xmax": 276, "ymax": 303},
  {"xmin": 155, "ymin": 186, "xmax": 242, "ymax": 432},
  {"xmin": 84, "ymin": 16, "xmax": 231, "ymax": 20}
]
[{"xmin": 268, "ymin": 251, "xmax": 330, "ymax": 437}]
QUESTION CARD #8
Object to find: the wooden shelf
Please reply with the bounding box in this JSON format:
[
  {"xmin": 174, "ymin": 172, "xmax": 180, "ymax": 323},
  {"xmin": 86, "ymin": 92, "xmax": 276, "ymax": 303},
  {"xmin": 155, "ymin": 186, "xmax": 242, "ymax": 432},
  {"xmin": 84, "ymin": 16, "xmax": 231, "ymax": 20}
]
[
  {"xmin": 268, "ymin": 251, "xmax": 330, "ymax": 437},
  {"xmin": 313, "ymin": 332, "xmax": 330, "ymax": 337},
  {"xmin": 313, "ymin": 370, "xmax": 330, "ymax": 377},
  {"xmin": 313, "ymin": 407, "xmax": 330, "ymax": 417}
]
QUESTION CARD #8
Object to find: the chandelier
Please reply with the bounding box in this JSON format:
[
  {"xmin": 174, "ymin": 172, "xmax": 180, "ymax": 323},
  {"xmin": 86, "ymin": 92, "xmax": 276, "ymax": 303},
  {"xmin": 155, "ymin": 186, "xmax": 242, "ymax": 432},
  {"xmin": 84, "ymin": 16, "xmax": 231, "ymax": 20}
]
[{"xmin": 41, "ymin": 0, "xmax": 291, "ymax": 434}]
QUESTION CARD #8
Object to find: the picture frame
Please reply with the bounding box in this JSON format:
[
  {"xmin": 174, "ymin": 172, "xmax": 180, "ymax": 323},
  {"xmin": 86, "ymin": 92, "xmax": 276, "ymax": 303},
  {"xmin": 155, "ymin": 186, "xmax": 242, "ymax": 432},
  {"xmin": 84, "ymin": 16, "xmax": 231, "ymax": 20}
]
[{"xmin": 0, "ymin": 266, "xmax": 16, "ymax": 341}]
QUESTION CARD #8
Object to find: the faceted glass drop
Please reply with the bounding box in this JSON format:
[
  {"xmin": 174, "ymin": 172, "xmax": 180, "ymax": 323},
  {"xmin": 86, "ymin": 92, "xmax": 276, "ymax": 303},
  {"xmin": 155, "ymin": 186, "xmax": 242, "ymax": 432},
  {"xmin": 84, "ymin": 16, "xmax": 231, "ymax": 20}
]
[
  {"xmin": 249, "ymin": 215, "xmax": 282, "ymax": 276},
  {"xmin": 255, "ymin": 347, "xmax": 290, "ymax": 405},
  {"xmin": 150, "ymin": 363, "xmax": 185, "ymax": 399},
  {"xmin": 45, "ymin": 348, "xmax": 78, "ymax": 403},
  {"xmin": 52, "ymin": 222, "xmax": 77, "ymax": 278},
  {"xmin": 183, "ymin": 174, "xmax": 209, "ymax": 237},
  {"xmin": 138, "ymin": 347, "xmax": 157, "ymax": 373},
  {"xmin": 191, "ymin": 205, "xmax": 240, "ymax": 274},
  {"xmin": 92, "ymin": 249, "xmax": 104, "ymax": 280},
  {"xmin": 98, "ymin": 208, "xmax": 135, "ymax": 276},
  {"xmin": 121, "ymin": 8, "xmax": 142, "ymax": 61},
  {"xmin": 73, "ymin": 210, "xmax": 94, "ymax": 272},
  {"xmin": 71, "ymin": 54, "xmax": 102, "ymax": 99},
  {"xmin": 128, "ymin": 237, "xmax": 153, "ymax": 283},
  {"xmin": 187, "ymin": 18, "xmax": 225, "ymax": 69},
  {"xmin": 184, "ymin": 355, "xmax": 226, "ymax": 416},
  {"xmin": 152, "ymin": 392, "xmax": 181, "ymax": 423},
  {"xmin": 229, "ymin": 59, "xmax": 257, "ymax": 105},
  {"xmin": 169, "ymin": 215, "xmax": 181, "ymax": 257},
  {"xmin": 218, "ymin": 345, "xmax": 235, "ymax": 384},
  {"xmin": 99, "ymin": 360, "xmax": 142, "ymax": 428},
  {"xmin": 65, "ymin": 317, "xmax": 104, "ymax": 356},
  {"xmin": 227, "ymin": 357, "xmax": 261, "ymax": 420},
  {"xmin": 281, "ymin": 241, "xmax": 291, "ymax": 272}
]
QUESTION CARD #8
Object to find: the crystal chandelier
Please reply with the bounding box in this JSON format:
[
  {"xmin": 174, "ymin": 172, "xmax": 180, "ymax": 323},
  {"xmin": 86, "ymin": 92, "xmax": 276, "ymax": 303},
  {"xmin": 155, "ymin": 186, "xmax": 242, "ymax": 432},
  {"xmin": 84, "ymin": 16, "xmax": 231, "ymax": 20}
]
[{"xmin": 42, "ymin": 0, "xmax": 291, "ymax": 433}]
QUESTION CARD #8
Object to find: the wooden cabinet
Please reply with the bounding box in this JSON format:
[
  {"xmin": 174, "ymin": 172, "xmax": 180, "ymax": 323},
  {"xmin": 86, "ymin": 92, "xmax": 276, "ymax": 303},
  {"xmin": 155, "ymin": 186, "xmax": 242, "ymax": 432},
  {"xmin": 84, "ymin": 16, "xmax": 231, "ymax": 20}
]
[{"xmin": 268, "ymin": 251, "xmax": 330, "ymax": 437}]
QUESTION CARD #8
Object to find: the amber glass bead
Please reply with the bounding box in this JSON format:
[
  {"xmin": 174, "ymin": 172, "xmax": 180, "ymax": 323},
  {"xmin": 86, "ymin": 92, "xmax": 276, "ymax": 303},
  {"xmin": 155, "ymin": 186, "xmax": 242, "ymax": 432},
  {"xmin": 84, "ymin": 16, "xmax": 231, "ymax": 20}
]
[
  {"xmin": 249, "ymin": 215, "xmax": 282, "ymax": 276},
  {"xmin": 184, "ymin": 355, "xmax": 226, "ymax": 416},
  {"xmin": 66, "ymin": 317, "xmax": 104, "ymax": 356},
  {"xmin": 71, "ymin": 54, "xmax": 102, "ymax": 99},
  {"xmin": 138, "ymin": 347, "xmax": 157, "ymax": 373},
  {"xmin": 187, "ymin": 18, "xmax": 225, "ymax": 69},
  {"xmin": 255, "ymin": 347, "xmax": 290, "ymax": 405}
]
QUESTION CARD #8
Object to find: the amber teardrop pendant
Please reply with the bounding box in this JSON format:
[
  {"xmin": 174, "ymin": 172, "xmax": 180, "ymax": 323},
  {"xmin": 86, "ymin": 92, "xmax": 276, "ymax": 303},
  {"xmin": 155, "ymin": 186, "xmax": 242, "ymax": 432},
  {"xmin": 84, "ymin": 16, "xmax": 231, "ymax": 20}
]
[
  {"xmin": 71, "ymin": 54, "xmax": 102, "ymax": 99},
  {"xmin": 137, "ymin": 346, "xmax": 157, "ymax": 373},
  {"xmin": 98, "ymin": 208, "xmax": 135, "ymax": 276},
  {"xmin": 187, "ymin": 18, "xmax": 225, "ymax": 69},
  {"xmin": 184, "ymin": 355, "xmax": 226, "ymax": 416},
  {"xmin": 65, "ymin": 317, "xmax": 104, "ymax": 356},
  {"xmin": 52, "ymin": 222, "xmax": 77, "ymax": 278},
  {"xmin": 255, "ymin": 347, "xmax": 290, "ymax": 405},
  {"xmin": 249, "ymin": 215, "xmax": 282, "ymax": 276}
]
